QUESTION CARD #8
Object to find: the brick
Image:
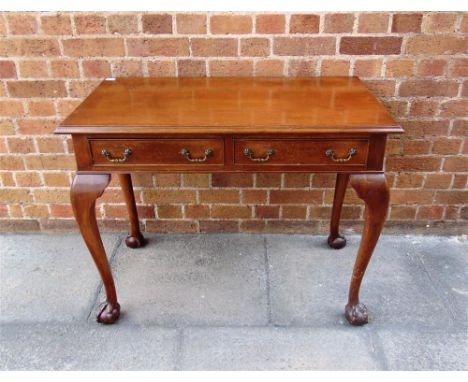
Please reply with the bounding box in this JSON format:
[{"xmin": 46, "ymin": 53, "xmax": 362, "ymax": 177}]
[
  {"xmin": 210, "ymin": 15, "xmax": 252, "ymax": 34},
  {"xmin": 439, "ymin": 100, "xmax": 468, "ymax": 118},
  {"xmin": 274, "ymin": 37, "xmax": 336, "ymax": 56},
  {"xmin": 323, "ymin": 13, "xmax": 355, "ymax": 33},
  {"xmin": 43, "ymin": 172, "xmax": 70, "ymax": 187},
  {"xmin": 395, "ymin": 173, "xmax": 423, "ymax": 188},
  {"xmin": 41, "ymin": 14, "xmax": 72, "ymax": 35},
  {"xmin": 8, "ymin": 81, "xmax": 66, "ymax": 97},
  {"xmin": 211, "ymin": 205, "xmax": 251, "ymax": 219},
  {"xmin": 51, "ymin": 60, "xmax": 80, "ymax": 78},
  {"xmin": 0, "ymin": 155, "xmax": 24, "ymax": 170},
  {"xmin": 127, "ymin": 38, "xmax": 189, "ymax": 57},
  {"xmin": 417, "ymin": 206, "xmax": 444, "ymax": 220},
  {"xmin": 185, "ymin": 205, "xmax": 210, "ymax": 219},
  {"xmin": 183, "ymin": 174, "xmax": 209, "ymax": 188},
  {"xmin": 144, "ymin": 190, "xmax": 195, "ymax": 204},
  {"xmin": 0, "ymin": 61, "xmax": 17, "ymax": 78},
  {"xmin": 283, "ymin": 173, "xmax": 310, "ymax": 188},
  {"xmin": 312, "ymin": 173, "xmax": 335, "ymax": 187},
  {"xmin": 255, "ymin": 205, "xmax": 279, "ymax": 219},
  {"xmin": 422, "ymin": 12, "xmax": 458, "ymax": 33},
  {"xmin": 443, "ymin": 157, "xmax": 468, "ymax": 172},
  {"xmin": 176, "ymin": 14, "xmax": 206, "ymax": 34},
  {"xmin": 199, "ymin": 220, "xmax": 238, "ymax": 233},
  {"xmin": 0, "ymin": 120, "xmax": 15, "ymax": 135},
  {"xmin": 16, "ymin": 118, "xmax": 59, "ymax": 135},
  {"xmin": 4, "ymin": 38, "xmax": 61, "ymax": 56},
  {"xmin": 240, "ymin": 38, "xmax": 270, "ymax": 57},
  {"xmin": 256, "ymin": 14, "xmax": 285, "ymax": 34},
  {"xmin": 432, "ymin": 138, "xmax": 462, "ymax": 155},
  {"xmin": 320, "ymin": 59, "xmax": 350, "ymax": 76},
  {"xmin": 142, "ymin": 14, "xmax": 173, "ymax": 34},
  {"xmin": 147, "ymin": 60, "xmax": 176, "ymax": 76},
  {"xmin": 0, "ymin": 189, "xmax": 31, "ymax": 203},
  {"xmin": 147, "ymin": 220, "xmax": 198, "ymax": 233},
  {"xmin": 74, "ymin": 14, "xmax": 106, "ymax": 34},
  {"xmin": 18, "ymin": 60, "xmax": 48, "ymax": 78},
  {"xmin": 282, "ymin": 206, "xmax": 307, "ymax": 219},
  {"xmin": 15, "ymin": 172, "xmax": 42, "ymax": 187},
  {"xmin": 392, "ymin": 13, "xmax": 423, "ymax": 32},
  {"xmin": 209, "ymin": 60, "xmax": 253, "ymax": 77},
  {"xmin": 435, "ymin": 191, "xmax": 467, "ymax": 204},
  {"xmin": 270, "ymin": 190, "xmax": 322, "ymax": 204},
  {"xmin": 199, "ymin": 190, "xmax": 240, "ymax": 204},
  {"xmin": 24, "ymin": 205, "xmax": 49, "ymax": 219},
  {"xmin": 453, "ymin": 175, "xmax": 467, "ymax": 189},
  {"xmin": 154, "ymin": 174, "xmax": 180, "ymax": 187},
  {"xmin": 462, "ymin": 14, "xmax": 468, "ymax": 32},
  {"xmin": 385, "ymin": 59, "xmax": 415, "ymax": 78},
  {"xmin": 363, "ymin": 80, "xmax": 395, "ymax": 97},
  {"xmin": 33, "ymin": 189, "xmax": 69, "ymax": 203},
  {"xmin": 402, "ymin": 120, "xmax": 450, "ymax": 137},
  {"xmin": 158, "ymin": 205, "xmax": 183, "ymax": 219},
  {"xmin": 266, "ymin": 221, "xmax": 318, "ymax": 234},
  {"xmin": 240, "ymin": 221, "xmax": 266, "ymax": 233},
  {"xmin": 112, "ymin": 60, "xmax": 144, "ymax": 77},
  {"xmin": 353, "ymin": 59, "xmax": 382, "ymax": 78},
  {"xmin": 8, "ymin": 14, "xmax": 38, "ymax": 34},
  {"xmin": 424, "ymin": 174, "xmax": 452, "ymax": 189},
  {"xmin": 409, "ymin": 99, "xmax": 438, "ymax": 117},
  {"xmin": 386, "ymin": 157, "xmax": 441, "ymax": 171},
  {"xmin": 403, "ymin": 140, "xmax": 430, "ymax": 155},
  {"xmin": 24, "ymin": 155, "xmax": 76, "ymax": 170},
  {"xmin": 242, "ymin": 190, "xmax": 267, "ymax": 204},
  {"xmin": 68, "ymin": 80, "xmax": 100, "ymax": 97},
  {"xmin": 391, "ymin": 190, "xmax": 434, "ymax": 205},
  {"xmin": 256, "ymin": 173, "xmax": 281, "ymax": 187},
  {"xmin": 255, "ymin": 60, "xmax": 284, "ymax": 76},
  {"xmin": 450, "ymin": 58, "xmax": 468, "ymax": 77},
  {"xmin": 406, "ymin": 36, "xmax": 467, "ymax": 55},
  {"xmin": 50, "ymin": 204, "xmax": 74, "ymax": 218},
  {"xmin": 107, "ymin": 14, "xmax": 138, "ymax": 34},
  {"xmin": 191, "ymin": 38, "xmax": 237, "ymax": 57},
  {"xmin": 63, "ymin": 38, "xmax": 125, "ymax": 57},
  {"xmin": 340, "ymin": 37, "xmax": 402, "ymax": 55},
  {"xmin": 0, "ymin": 100, "xmax": 24, "ymax": 117},
  {"xmin": 417, "ymin": 59, "xmax": 447, "ymax": 77},
  {"xmin": 36, "ymin": 137, "xmax": 66, "ymax": 153},
  {"xmin": 399, "ymin": 80, "xmax": 459, "ymax": 97},
  {"xmin": 0, "ymin": 173, "xmax": 15, "ymax": 187},
  {"xmin": 7, "ymin": 137, "xmax": 34, "ymax": 153},
  {"xmin": 82, "ymin": 60, "xmax": 112, "ymax": 77},
  {"xmin": 358, "ymin": 13, "xmax": 389, "ymax": 33},
  {"xmin": 288, "ymin": 60, "xmax": 318, "ymax": 76},
  {"xmin": 289, "ymin": 14, "xmax": 320, "ymax": 33},
  {"xmin": 212, "ymin": 173, "xmax": 253, "ymax": 187},
  {"xmin": 178, "ymin": 60, "xmax": 206, "ymax": 77}
]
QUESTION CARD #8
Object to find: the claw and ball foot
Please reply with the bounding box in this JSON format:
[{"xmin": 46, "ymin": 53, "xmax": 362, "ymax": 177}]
[
  {"xmin": 327, "ymin": 234, "xmax": 347, "ymax": 249},
  {"xmin": 345, "ymin": 302, "xmax": 368, "ymax": 326},
  {"xmin": 97, "ymin": 301, "xmax": 121, "ymax": 324}
]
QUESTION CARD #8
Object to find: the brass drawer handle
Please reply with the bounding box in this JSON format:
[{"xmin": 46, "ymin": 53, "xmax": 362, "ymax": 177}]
[
  {"xmin": 325, "ymin": 148, "xmax": 357, "ymax": 163},
  {"xmin": 101, "ymin": 148, "xmax": 132, "ymax": 163},
  {"xmin": 243, "ymin": 148, "xmax": 275, "ymax": 162},
  {"xmin": 179, "ymin": 148, "xmax": 213, "ymax": 162}
]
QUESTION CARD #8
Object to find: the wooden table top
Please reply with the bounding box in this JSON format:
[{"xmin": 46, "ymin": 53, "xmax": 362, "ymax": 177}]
[{"xmin": 56, "ymin": 77, "xmax": 403, "ymax": 135}]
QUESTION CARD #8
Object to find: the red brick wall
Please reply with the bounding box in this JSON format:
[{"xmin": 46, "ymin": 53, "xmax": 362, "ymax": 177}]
[{"xmin": 0, "ymin": 12, "xmax": 467, "ymax": 233}]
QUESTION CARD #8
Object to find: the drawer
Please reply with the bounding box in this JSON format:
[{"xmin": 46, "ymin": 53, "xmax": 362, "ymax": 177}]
[
  {"xmin": 234, "ymin": 139, "xmax": 369, "ymax": 166},
  {"xmin": 89, "ymin": 139, "xmax": 224, "ymax": 166}
]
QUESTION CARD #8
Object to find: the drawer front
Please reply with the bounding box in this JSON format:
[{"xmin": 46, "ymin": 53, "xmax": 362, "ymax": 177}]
[
  {"xmin": 90, "ymin": 139, "xmax": 224, "ymax": 166},
  {"xmin": 234, "ymin": 139, "xmax": 369, "ymax": 166}
]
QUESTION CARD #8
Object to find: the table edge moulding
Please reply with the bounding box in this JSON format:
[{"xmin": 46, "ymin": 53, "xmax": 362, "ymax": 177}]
[{"xmin": 55, "ymin": 77, "xmax": 404, "ymax": 326}]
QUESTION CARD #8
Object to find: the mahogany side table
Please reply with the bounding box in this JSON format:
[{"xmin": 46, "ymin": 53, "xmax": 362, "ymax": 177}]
[{"xmin": 55, "ymin": 77, "xmax": 403, "ymax": 325}]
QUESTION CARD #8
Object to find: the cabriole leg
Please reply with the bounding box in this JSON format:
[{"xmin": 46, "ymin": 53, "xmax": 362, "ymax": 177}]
[
  {"xmin": 346, "ymin": 173, "xmax": 389, "ymax": 325},
  {"xmin": 328, "ymin": 173, "xmax": 349, "ymax": 249},
  {"xmin": 70, "ymin": 173, "xmax": 120, "ymax": 324},
  {"xmin": 118, "ymin": 174, "xmax": 145, "ymax": 248}
]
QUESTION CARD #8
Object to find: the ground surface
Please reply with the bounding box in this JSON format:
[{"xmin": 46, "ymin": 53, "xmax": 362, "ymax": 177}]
[{"xmin": 0, "ymin": 233, "xmax": 467, "ymax": 370}]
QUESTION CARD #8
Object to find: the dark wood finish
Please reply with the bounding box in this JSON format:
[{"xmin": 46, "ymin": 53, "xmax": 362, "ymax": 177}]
[
  {"xmin": 328, "ymin": 173, "xmax": 350, "ymax": 249},
  {"xmin": 118, "ymin": 174, "xmax": 145, "ymax": 248},
  {"xmin": 70, "ymin": 174, "xmax": 120, "ymax": 324},
  {"xmin": 346, "ymin": 173, "xmax": 390, "ymax": 325},
  {"xmin": 56, "ymin": 77, "xmax": 403, "ymax": 326}
]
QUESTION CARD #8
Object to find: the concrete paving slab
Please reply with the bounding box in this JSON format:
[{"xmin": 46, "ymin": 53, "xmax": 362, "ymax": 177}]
[
  {"xmin": 405, "ymin": 236, "xmax": 468, "ymax": 326},
  {"xmin": 0, "ymin": 323, "xmax": 178, "ymax": 370},
  {"xmin": 94, "ymin": 234, "xmax": 268, "ymax": 326},
  {"xmin": 0, "ymin": 233, "xmax": 121, "ymax": 322},
  {"xmin": 376, "ymin": 329, "xmax": 468, "ymax": 370},
  {"xmin": 266, "ymin": 235, "xmax": 453, "ymax": 328},
  {"xmin": 179, "ymin": 327, "xmax": 382, "ymax": 370}
]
